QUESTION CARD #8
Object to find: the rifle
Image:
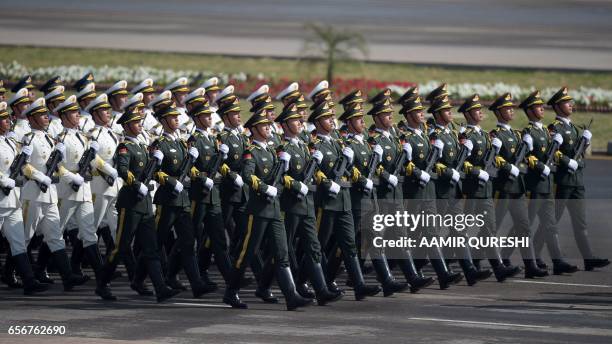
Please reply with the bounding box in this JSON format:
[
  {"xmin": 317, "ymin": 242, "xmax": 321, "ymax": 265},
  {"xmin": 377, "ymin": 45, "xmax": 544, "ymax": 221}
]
[
  {"xmin": 568, "ymin": 118, "xmax": 593, "ymax": 174},
  {"xmin": 420, "ymin": 141, "xmax": 442, "ymax": 187},
  {"xmin": 38, "ymin": 134, "xmax": 66, "ymax": 193},
  {"xmin": 452, "ymin": 144, "xmax": 470, "ymax": 185},
  {"xmin": 479, "ymin": 139, "xmax": 499, "ymax": 187},
  {"xmin": 327, "ymin": 151, "xmax": 348, "ymax": 199},
  {"xmin": 136, "ymin": 143, "xmax": 160, "ymax": 201},
  {"xmin": 172, "ymin": 141, "xmax": 197, "ymax": 197},
  {"xmin": 265, "ymin": 145, "xmax": 287, "ymax": 202},
  {"xmin": 508, "ymin": 138, "xmax": 529, "ymax": 181},
  {"xmin": 71, "ymin": 128, "xmax": 102, "ymax": 191},
  {"xmin": 2, "ymin": 135, "xmax": 33, "ymax": 195},
  {"xmin": 199, "ymin": 146, "xmax": 226, "ymax": 197},
  {"xmin": 385, "ymin": 135, "xmax": 408, "ymax": 190},
  {"xmin": 542, "ymin": 136, "xmax": 561, "ymax": 175},
  {"xmin": 362, "ymin": 143, "xmax": 379, "ymax": 196}
]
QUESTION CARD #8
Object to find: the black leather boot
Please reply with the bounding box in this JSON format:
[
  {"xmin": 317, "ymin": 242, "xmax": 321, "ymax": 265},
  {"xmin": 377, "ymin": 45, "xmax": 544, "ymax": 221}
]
[
  {"xmin": 371, "ymin": 256, "xmax": 408, "ymax": 297},
  {"xmin": 552, "ymin": 259, "xmax": 578, "ymax": 275},
  {"xmin": 307, "ymin": 261, "xmax": 343, "ymax": 306},
  {"xmin": 584, "ymin": 258, "xmax": 610, "ymax": 271},
  {"xmin": 344, "ymin": 256, "xmax": 381, "ymax": 300},
  {"xmin": 13, "ymin": 253, "xmax": 49, "ymax": 295},
  {"xmin": 254, "ymin": 261, "xmax": 278, "ymax": 303},
  {"xmin": 276, "ymin": 266, "xmax": 313, "ymax": 310},
  {"xmin": 34, "ymin": 243, "xmax": 54, "ymax": 284},
  {"xmin": 165, "ymin": 251, "xmax": 187, "ymax": 291},
  {"xmin": 396, "ymin": 251, "xmax": 435, "ymax": 293},
  {"xmin": 146, "ymin": 258, "xmax": 180, "ymax": 302},
  {"xmin": 84, "ymin": 245, "xmax": 116, "ymax": 301},
  {"xmin": 458, "ymin": 247, "xmax": 492, "ymax": 286},
  {"xmin": 222, "ymin": 269, "xmax": 247, "ymax": 309},
  {"xmin": 181, "ymin": 250, "xmax": 216, "ymax": 298},
  {"xmin": 1, "ymin": 255, "xmax": 23, "ymax": 288},
  {"xmin": 130, "ymin": 257, "xmax": 154, "ymax": 296},
  {"xmin": 429, "ymin": 247, "xmax": 463, "ymax": 290},
  {"xmin": 52, "ymin": 249, "xmax": 89, "ymax": 291}
]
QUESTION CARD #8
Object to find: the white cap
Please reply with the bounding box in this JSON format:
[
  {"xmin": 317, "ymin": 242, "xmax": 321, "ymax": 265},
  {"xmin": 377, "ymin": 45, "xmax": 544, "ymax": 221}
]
[
  {"xmin": 85, "ymin": 93, "xmax": 111, "ymax": 113},
  {"xmin": 0, "ymin": 102, "xmax": 7, "ymax": 112},
  {"xmin": 200, "ymin": 77, "xmax": 220, "ymax": 91},
  {"xmin": 275, "ymin": 82, "xmax": 299, "ymax": 100},
  {"xmin": 8, "ymin": 88, "xmax": 30, "ymax": 106},
  {"xmin": 105, "ymin": 80, "xmax": 128, "ymax": 96},
  {"xmin": 121, "ymin": 93, "xmax": 144, "ymax": 110},
  {"xmin": 184, "ymin": 87, "xmax": 206, "ymax": 104},
  {"xmin": 131, "ymin": 78, "xmax": 154, "ymax": 94},
  {"xmin": 76, "ymin": 82, "xmax": 96, "ymax": 100},
  {"xmin": 23, "ymin": 97, "xmax": 47, "ymax": 116},
  {"xmin": 308, "ymin": 80, "xmax": 329, "ymax": 100},
  {"xmin": 215, "ymin": 85, "xmax": 235, "ymax": 105},
  {"xmin": 164, "ymin": 77, "xmax": 189, "ymax": 92},
  {"xmin": 150, "ymin": 90, "xmax": 173, "ymax": 108},
  {"xmin": 44, "ymin": 85, "xmax": 65, "ymax": 102},
  {"xmin": 55, "ymin": 95, "xmax": 79, "ymax": 114},
  {"xmin": 246, "ymin": 84, "xmax": 269, "ymax": 102}
]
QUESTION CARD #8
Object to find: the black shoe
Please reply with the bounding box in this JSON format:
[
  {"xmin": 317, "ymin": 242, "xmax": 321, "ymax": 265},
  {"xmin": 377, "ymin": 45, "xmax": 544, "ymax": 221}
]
[
  {"xmin": 131, "ymin": 282, "xmax": 155, "ymax": 296},
  {"xmin": 408, "ymin": 276, "xmax": 435, "ymax": 293},
  {"xmin": 438, "ymin": 272, "xmax": 463, "ymax": 290},
  {"xmin": 63, "ymin": 274, "xmax": 90, "ymax": 291},
  {"xmin": 354, "ymin": 284, "xmax": 381, "ymax": 301},
  {"xmin": 223, "ymin": 289, "xmax": 248, "ymax": 309},
  {"xmin": 166, "ymin": 278, "xmax": 187, "ymax": 291},
  {"xmin": 493, "ymin": 265, "xmax": 521, "ymax": 282},
  {"xmin": 1, "ymin": 272, "xmax": 23, "ymax": 289},
  {"xmin": 584, "ymin": 258, "xmax": 610, "ymax": 271},
  {"xmin": 382, "ymin": 280, "xmax": 409, "ymax": 297},
  {"xmin": 192, "ymin": 283, "xmax": 218, "ymax": 298},
  {"xmin": 296, "ymin": 283, "xmax": 316, "ymax": 299},
  {"xmin": 157, "ymin": 286, "xmax": 181, "ymax": 303},
  {"xmin": 535, "ymin": 259, "xmax": 548, "ymax": 270},
  {"xmin": 286, "ymin": 294, "xmax": 313, "ymax": 311},
  {"xmin": 255, "ymin": 287, "xmax": 279, "ymax": 303},
  {"xmin": 23, "ymin": 280, "xmax": 50, "ymax": 295},
  {"xmin": 553, "ymin": 260, "xmax": 579, "ymax": 275},
  {"xmin": 316, "ymin": 289, "xmax": 343, "ymax": 306},
  {"xmin": 327, "ymin": 280, "xmax": 345, "ymax": 294},
  {"xmin": 35, "ymin": 271, "xmax": 55, "ymax": 284},
  {"xmin": 95, "ymin": 285, "xmax": 117, "ymax": 301},
  {"xmin": 524, "ymin": 261, "xmax": 549, "ymax": 279},
  {"xmin": 465, "ymin": 268, "xmax": 493, "ymax": 286}
]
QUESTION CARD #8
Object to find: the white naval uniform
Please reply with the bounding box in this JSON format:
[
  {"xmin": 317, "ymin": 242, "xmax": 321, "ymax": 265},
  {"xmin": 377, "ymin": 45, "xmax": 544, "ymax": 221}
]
[
  {"xmin": 210, "ymin": 105, "xmax": 224, "ymax": 133},
  {"xmin": 12, "ymin": 119, "xmax": 31, "ymax": 143},
  {"xmin": 177, "ymin": 106, "xmax": 195, "ymax": 139},
  {"xmin": 55, "ymin": 129, "xmax": 99, "ymax": 248},
  {"xmin": 79, "ymin": 111, "xmax": 95, "ymax": 133},
  {"xmin": 109, "ymin": 111, "xmax": 125, "ymax": 140},
  {"xmin": 0, "ymin": 135, "xmax": 27, "ymax": 255},
  {"xmin": 47, "ymin": 115, "xmax": 64, "ymax": 139},
  {"xmin": 88, "ymin": 125, "xmax": 121, "ymax": 240},
  {"xmin": 143, "ymin": 107, "xmax": 162, "ymax": 137},
  {"xmin": 20, "ymin": 130, "xmax": 64, "ymax": 252}
]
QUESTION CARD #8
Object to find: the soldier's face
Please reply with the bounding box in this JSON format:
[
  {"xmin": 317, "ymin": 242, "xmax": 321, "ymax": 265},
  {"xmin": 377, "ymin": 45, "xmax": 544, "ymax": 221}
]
[
  {"xmin": 142, "ymin": 92, "xmax": 155, "ymax": 105},
  {"xmin": 283, "ymin": 118, "xmax": 302, "ymax": 136},
  {"xmin": 206, "ymin": 91, "xmax": 219, "ymax": 103},
  {"xmin": 94, "ymin": 108, "xmax": 111, "ymax": 125},
  {"xmin": 61, "ymin": 109, "xmax": 81, "ymax": 128},
  {"xmin": 556, "ymin": 100, "xmax": 573, "ymax": 116},
  {"xmin": 196, "ymin": 114, "xmax": 213, "ymax": 128},
  {"xmin": 497, "ymin": 106, "xmax": 514, "ymax": 122},
  {"xmin": 27, "ymin": 89, "xmax": 36, "ymax": 100},
  {"xmin": 376, "ymin": 112, "xmax": 394, "ymax": 129},
  {"xmin": 110, "ymin": 95, "xmax": 127, "ymax": 110},
  {"xmin": 0, "ymin": 117, "xmax": 11, "ymax": 132},
  {"xmin": 466, "ymin": 108, "xmax": 483, "ymax": 124},
  {"xmin": 528, "ymin": 104, "xmax": 545, "ymax": 121},
  {"xmin": 15, "ymin": 101, "xmax": 31, "ymax": 117},
  {"xmin": 226, "ymin": 111, "xmax": 242, "ymax": 127},
  {"xmin": 266, "ymin": 109, "xmax": 276, "ymax": 121},
  {"xmin": 316, "ymin": 116, "xmax": 334, "ymax": 134},
  {"xmin": 348, "ymin": 116, "xmax": 365, "ymax": 134},
  {"xmin": 32, "ymin": 113, "xmax": 50, "ymax": 129},
  {"xmin": 437, "ymin": 109, "xmax": 453, "ymax": 124},
  {"xmin": 253, "ymin": 123, "xmax": 271, "ymax": 139},
  {"xmin": 163, "ymin": 115, "xmax": 180, "ymax": 131},
  {"xmin": 124, "ymin": 121, "xmax": 143, "ymax": 136},
  {"xmin": 173, "ymin": 91, "xmax": 187, "ymax": 106}
]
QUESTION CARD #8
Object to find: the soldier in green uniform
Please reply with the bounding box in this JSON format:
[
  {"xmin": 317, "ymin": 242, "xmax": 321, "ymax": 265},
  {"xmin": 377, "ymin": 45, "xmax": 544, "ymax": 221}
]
[
  {"xmin": 308, "ymin": 101, "xmax": 381, "ymax": 300},
  {"xmin": 102, "ymin": 107, "xmax": 179, "ymax": 302},
  {"xmin": 248, "ymin": 86, "xmax": 283, "ymax": 147},
  {"xmin": 425, "ymin": 83, "xmax": 460, "ymax": 134},
  {"xmin": 518, "ymin": 91, "xmax": 578, "ymax": 275},
  {"xmin": 547, "ymin": 87, "xmax": 609, "ymax": 271},
  {"xmin": 151, "ymin": 105, "xmax": 215, "ymax": 297},
  {"xmin": 368, "ymin": 97, "xmax": 435, "ymax": 292},
  {"xmin": 428, "ymin": 96, "xmax": 493, "ymax": 286},
  {"xmin": 339, "ymin": 102, "xmax": 409, "ymax": 297},
  {"xmin": 400, "ymin": 96, "xmax": 464, "ymax": 289},
  {"xmin": 222, "ymin": 107, "xmax": 313, "ymax": 310},
  {"xmin": 458, "ymin": 94, "xmax": 521, "ymax": 282},
  {"xmin": 274, "ymin": 103, "xmax": 344, "ymax": 305},
  {"xmin": 487, "ymin": 93, "xmax": 548, "ymax": 278}
]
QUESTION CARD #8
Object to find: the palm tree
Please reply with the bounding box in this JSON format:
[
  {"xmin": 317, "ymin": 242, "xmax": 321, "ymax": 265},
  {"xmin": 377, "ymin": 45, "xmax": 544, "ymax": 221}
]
[{"xmin": 300, "ymin": 23, "xmax": 368, "ymax": 85}]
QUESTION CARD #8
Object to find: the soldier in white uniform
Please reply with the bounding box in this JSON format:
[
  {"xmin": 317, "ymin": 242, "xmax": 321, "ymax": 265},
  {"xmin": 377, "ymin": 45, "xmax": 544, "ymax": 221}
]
[
  {"xmin": 131, "ymin": 78, "xmax": 162, "ymax": 139},
  {"xmin": 105, "ymin": 80, "xmax": 129, "ymax": 138},
  {"xmin": 43, "ymin": 86, "xmax": 66, "ymax": 139},
  {"xmin": 164, "ymin": 77, "xmax": 193, "ymax": 138},
  {"xmin": 201, "ymin": 77, "xmax": 224, "ymax": 133},
  {"xmin": 75, "ymin": 78, "xmax": 98, "ymax": 135},
  {"xmin": 20, "ymin": 98, "xmax": 88, "ymax": 291},
  {"xmin": 8, "ymin": 88, "xmax": 32, "ymax": 142},
  {"xmin": 54, "ymin": 95, "xmax": 117, "ymax": 300},
  {"xmin": 0, "ymin": 102, "xmax": 49, "ymax": 295},
  {"xmin": 86, "ymin": 94, "xmax": 122, "ymax": 260},
  {"xmin": 11, "ymin": 75, "xmax": 37, "ymax": 100}
]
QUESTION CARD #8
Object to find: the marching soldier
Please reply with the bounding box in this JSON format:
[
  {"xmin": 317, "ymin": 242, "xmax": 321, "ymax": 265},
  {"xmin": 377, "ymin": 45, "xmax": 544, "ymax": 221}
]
[
  {"xmin": 43, "ymin": 85, "xmax": 67, "ymax": 139},
  {"xmin": 8, "ymin": 88, "xmax": 32, "ymax": 142},
  {"xmin": 518, "ymin": 91, "xmax": 578, "ymax": 274},
  {"xmin": 75, "ymin": 81, "xmax": 98, "ymax": 134},
  {"xmin": 20, "ymin": 98, "xmax": 89, "ymax": 290},
  {"xmin": 131, "ymin": 78, "xmax": 162, "ymax": 139},
  {"xmin": 200, "ymin": 77, "xmax": 223, "ymax": 133},
  {"xmin": 0, "ymin": 101, "xmax": 49, "ymax": 295},
  {"xmin": 248, "ymin": 85, "xmax": 282, "ymax": 146},
  {"xmin": 222, "ymin": 106, "xmax": 313, "ymax": 310},
  {"xmin": 547, "ymin": 87, "xmax": 609, "ymax": 270},
  {"xmin": 458, "ymin": 94, "xmax": 521, "ymax": 281},
  {"xmin": 427, "ymin": 95, "xmax": 492, "ymax": 285},
  {"xmin": 164, "ymin": 77, "xmax": 193, "ymax": 137},
  {"xmin": 103, "ymin": 106, "xmax": 180, "ymax": 302},
  {"xmin": 54, "ymin": 95, "xmax": 118, "ymax": 300},
  {"xmin": 121, "ymin": 93, "xmax": 150, "ymax": 145},
  {"xmin": 105, "ymin": 80, "xmax": 129, "ymax": 136}
]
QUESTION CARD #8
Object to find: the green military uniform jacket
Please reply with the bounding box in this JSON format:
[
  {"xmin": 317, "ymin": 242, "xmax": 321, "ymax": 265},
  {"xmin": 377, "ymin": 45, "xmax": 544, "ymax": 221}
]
[
  {"xmin": 217, "ymin": 127, "xmax": 249, "ymax": 204},
  {"xmin": 242, "ymin": 140, "xmax": 283, "ymax": 219},
  {"xmin": 115, "ymin": 136, "xmax": 154, "ymax": 214},
  {"xmin": 188, "ymin": 128, "xmax": 222, "ymax": 205},
  {"xmin": 152, "ymin": 132, "xmax": 190, "ymax": 208},
  {"xmin": 461, "ymin": 125, "xmax": 494, "ymax": 199},
  {"xmin": 523, "ymin": 122, "xmax": 553, "ymax": 194},
  {"xmin": 343, "ymin": 133, "xmax": 375, "ymax": 212},
  {"xmin": 548, "ymin": 116, "xmax": 585, "ymax": 187},
  {"xmin": 369, "ymin": 129, "xmax": 403, "ymax": 201},
  {"xmin": 402, "ymin": 127, "xmax": 436, "ymax": 199},
  {"xmin": 277, "ymin": 136, "xmax": 316, "ymax": 217},
  {"xmin": 430, "ymin": 124, "xmax": 461, "ymax": 199},
  {"xmin": 490, "ymin": 124, "xmax": 526, "ymax": 195},
  {"xmin": 312, "ymin": 134, "xmax": 352, "ymax": 212}
]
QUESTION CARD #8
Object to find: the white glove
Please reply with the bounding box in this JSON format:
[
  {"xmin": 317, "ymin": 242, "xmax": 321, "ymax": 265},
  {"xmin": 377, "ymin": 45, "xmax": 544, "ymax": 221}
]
[
  {"xmin": 342, "ymin": 147, "xmax": 354, "ymax": 164},
  {"xmin": 106, "ymin": 165, "xmax": 119, "ymax": 180},
  {"xmin": 373, "ymin": 145, "xmax": 383, "ymax": 162},
  {"xmin": 70, "ymin": 173, "xmax": 84, "ymax": 186},
  {"xmin": 279, "ymin": 151, "xmax": 291, "ymax": 172},
  {"xmin": 152, "ymin": 150, "xmax": 164, "ymax": 165},
  {"xmin": 432, "ymin": 139, "xmax": 444, "ymax": 158},
  {"xmin": 364, "ymin": 178, "xmax": 373, "ymax": 191},
  {"xmin": 40, "ymin": 175, "xmax": 52, "ymax": 187},
  {"xmin": 419, "ymin": 171, "xmax": 431, "ymax": 184},
  {"xmin": 233, "ymin": 174, "xmax": 244, "ymax": 187},
  {"xmin": 491, "ymin": 137, "xmax": 502, "ymax": 153},
  {"xmin": 188, "ymin": 147, "xmax": 199, "ymax": 160},
  {"xmin": 553, "ymin": 133, "xmax": 563, "ymax": 145},
  {"xmin": 582, "ymin": 129, "xmax": 592, "ymax": 142},
  {"xmin": 22, "ymin": 145, "xmax": 33, "ymax": 156},
  {"xmin": 0, "ymin": 177, "xmax": 16, "ymax": 189},
  {"xmin": 568, "ymin": 159, "xmax": 578, "ymax": 171},
  {"xmin": 89, "ymin": 141, "xmax": 100, "ymax": 152},
  {"xmin": 451, "ymin": 169, "xmax": 460, "ymax": 183},
  {"xmin": 173, "ymin": 180, "xmax": 184, "ymax": 194},
  {"xmin": 312, "ymin": 150, "xmax": 323, "ymax": 164},
  {"xmin": 55, "ymin": 142, "xmax": 66, "ymax": 157},
  {"xmin": 462, "ymin": 140, "xmax": 474, "ymax": 153},
  {"xmin": 542, "ymin": 165, "xmax": 551, "ymax": 177},
  {"xmin": 219, "ymin": 144, "xmax": 229, "ymax": 159},
  {"xmin": 478, "ymin": 169, "xmax": 489, "ymax": 182},
  {"xmin": 402, "ymin": 143, "xmax": 412, "ymax": 160},
  {"xmin": 138, "ymin": 183, "xmax": 148, "ymax": 197},
  {"xmin": 509, "ymin": 164, "xmax": 519, "ymax": 177},
  {"xmin": 522, "ymin": 133, "xmax": 533, "ymax": 152},
  {"xmin": 265, "ymin": 185, "xmax": 278, "ymax": 198},
  {"xmin": 298, "ymin": 181, "xmax": 308, "ymax": 196},
  {"xmin": 329, "ymin": 181, "xmax": 340, "ymax": 194},
  {"xmin": 387, "ymin": 174, "xmax": 398, "ymax": 187},
  {"xmin": 204, "ymin": 177, "xmax": 214, "ymax": 190}
]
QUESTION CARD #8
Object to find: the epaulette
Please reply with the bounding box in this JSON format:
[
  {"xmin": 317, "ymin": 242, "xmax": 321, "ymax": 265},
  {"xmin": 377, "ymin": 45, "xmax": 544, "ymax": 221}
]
[
  {"xmin": 58, "ymin": 131, "xmax": 68, "ymax": 142},
  {"xmin": 513, "ymin": 129, "xmax": 522, "ymax": 139},
  {"xmin": 246, "ymin": 144, "xmax": 262, "ymax": 151},
  {"xmin": 22, "ymin": 132, "xmax": 35, "ymax": 145}
]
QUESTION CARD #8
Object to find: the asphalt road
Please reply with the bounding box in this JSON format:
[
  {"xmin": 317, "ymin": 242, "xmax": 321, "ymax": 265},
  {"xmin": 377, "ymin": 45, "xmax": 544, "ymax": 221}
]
[
  {"xmin": 1, "ymin": 159, "xmax": 611, "ymax": 344},
  {"xmin": 1, "ymin": 0, "xmax": 612, "ymax": 70}
]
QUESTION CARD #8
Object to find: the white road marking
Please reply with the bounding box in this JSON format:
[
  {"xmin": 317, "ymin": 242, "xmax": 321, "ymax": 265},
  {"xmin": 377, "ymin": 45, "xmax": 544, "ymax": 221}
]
[
  {"xmin": 172, "ymin": 302, "xmax": 231, "ymax": 308},
  {"xmin": 408, "ymin": 317, "xmax": 551, "ymax": 328},
  {"xmin": 511, "ymin": 280, "xmax": 612, "ymax": 288}
]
